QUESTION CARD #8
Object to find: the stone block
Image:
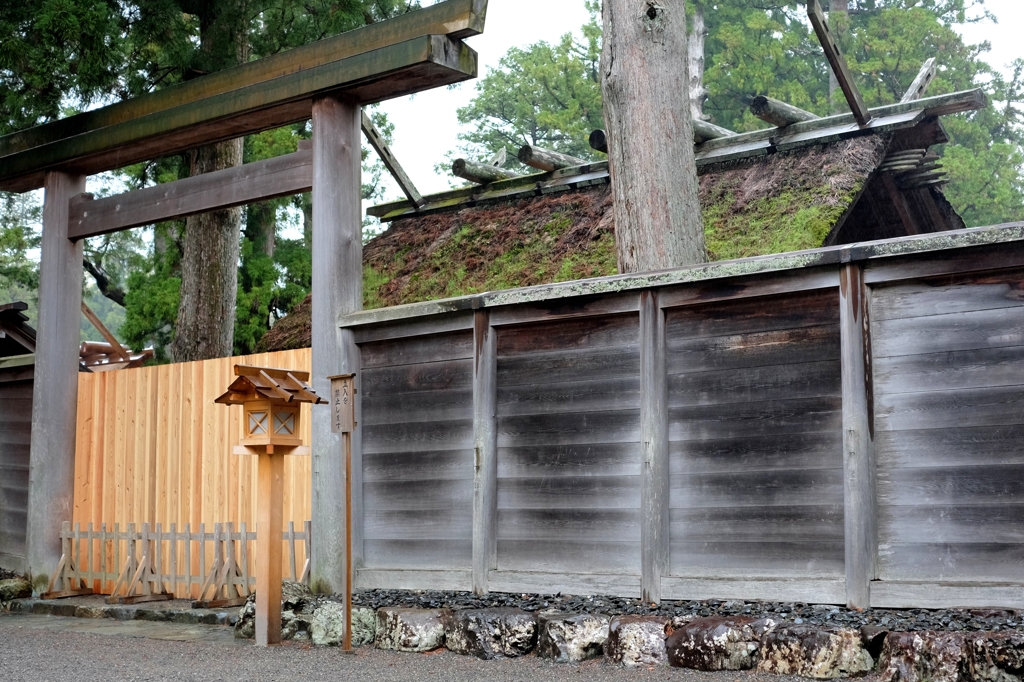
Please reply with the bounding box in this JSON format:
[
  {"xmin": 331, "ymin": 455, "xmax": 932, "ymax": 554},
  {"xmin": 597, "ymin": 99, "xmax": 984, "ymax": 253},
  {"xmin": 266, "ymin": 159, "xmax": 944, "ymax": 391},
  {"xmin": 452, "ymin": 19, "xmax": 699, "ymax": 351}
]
[
  {"xmin": 605, "ymin": 615, "xmax": 670, "ymax": 667},
  {"xmin": 445, "ymin": 608, "xmax": 538, "ymax": 660},
  {"xmin": 667, "ymin": 616, "xmax": 776, "ymax": 671},
  {"xmin": 965, "ymin": 632, "xmax": 1024, "ymax": 682},
  {"xmin": 537, "ymin": 612, "xmax": 610, "ymax": 663},
  {"xmin": 0, "ymin": 578, "xmax": 32, "ymax": 602},
  {"xmin": 757, "ymin": 625, "xmax": 874, "ymax": 678},
  {"xmin": 879, "ymin": 631, "xmax": 967, "ymax": 682},
  {"xmin": 376, "ymin": 607, "xmax": 449, "ymax": 652},
  {"xmin": 310, "ymin": 603, "xmax": 376, "ymax": 647}
]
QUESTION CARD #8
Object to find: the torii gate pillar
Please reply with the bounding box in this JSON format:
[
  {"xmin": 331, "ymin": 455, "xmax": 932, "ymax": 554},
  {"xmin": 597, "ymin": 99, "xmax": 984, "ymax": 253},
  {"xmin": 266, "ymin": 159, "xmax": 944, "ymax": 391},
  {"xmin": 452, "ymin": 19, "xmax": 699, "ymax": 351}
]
[
  {"xmin": 310, "ymin": 95, "xmax": 363, "ymax": 594},
  {"xmin": 26, "ymin": 171, "xmax": 86, "ymax": 589}
]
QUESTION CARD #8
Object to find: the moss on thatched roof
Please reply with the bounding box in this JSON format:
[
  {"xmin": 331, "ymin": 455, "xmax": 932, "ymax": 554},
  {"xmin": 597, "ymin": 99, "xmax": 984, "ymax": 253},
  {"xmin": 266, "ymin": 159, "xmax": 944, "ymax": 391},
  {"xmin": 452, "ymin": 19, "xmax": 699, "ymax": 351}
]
[{"xmin": 257, "ymin": 137, "xmax": 893, "ymax": 353}]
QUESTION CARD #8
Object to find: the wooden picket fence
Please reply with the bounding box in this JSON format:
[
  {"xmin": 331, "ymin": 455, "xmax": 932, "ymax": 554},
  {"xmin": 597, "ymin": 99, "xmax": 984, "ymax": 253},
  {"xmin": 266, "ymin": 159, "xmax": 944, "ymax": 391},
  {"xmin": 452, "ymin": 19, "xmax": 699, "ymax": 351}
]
[{"xmin": 45, "ymin": 520, "xmax": 310, "ymax": 606}]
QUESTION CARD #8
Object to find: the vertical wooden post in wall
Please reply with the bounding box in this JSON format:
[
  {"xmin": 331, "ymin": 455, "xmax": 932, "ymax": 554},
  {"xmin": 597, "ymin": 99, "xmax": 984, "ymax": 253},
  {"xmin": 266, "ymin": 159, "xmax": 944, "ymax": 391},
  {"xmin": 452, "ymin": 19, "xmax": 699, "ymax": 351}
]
[
  {"xmin": 329, "ymin": 374, "xmax": 356, "ymax": 652},
  {"xmin": 472, "ymin": 310, "xmax": 498, "ymax": 595},
  {"xmin": 839, "ymin": 263, "xmax": 877, "ymax": 609},
  {"xmin": 26, "ymin": 171, "xmax": 86, "ymax": 589},
  {"xmin": 639, "ymin": 290, "xmax": 669, "ymax": 603},
  {"xmin": 311, "ymin": 95, "xmax": 363, "ymax": 596},
  {"xmin": 255, "ymin": 447, "xmax": 285, "ymax": 646}
]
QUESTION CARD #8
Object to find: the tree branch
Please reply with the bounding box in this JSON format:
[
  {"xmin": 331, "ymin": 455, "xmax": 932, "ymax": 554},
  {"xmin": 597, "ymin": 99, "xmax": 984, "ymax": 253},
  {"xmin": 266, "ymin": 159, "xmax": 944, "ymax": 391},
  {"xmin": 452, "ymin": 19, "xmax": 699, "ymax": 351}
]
[{"xmin": 83, "ymin": 258, "xmax": 126, "ymax": 307}]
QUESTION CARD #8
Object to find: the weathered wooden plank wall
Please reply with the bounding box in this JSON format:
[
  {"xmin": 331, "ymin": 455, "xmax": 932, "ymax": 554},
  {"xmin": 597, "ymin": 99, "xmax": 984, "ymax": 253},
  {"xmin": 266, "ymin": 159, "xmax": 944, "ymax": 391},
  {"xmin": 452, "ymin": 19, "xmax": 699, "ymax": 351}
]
[
  {"xmin": 342, "ymin": 227, "xmax": 1024, "ymax": 608},
  {"xmin": 359, "ymin": 329, "xmax": 475, "ymax": 589},
  {"xmin": 0, "ymin": 366, "xmax": 33, "ymax": 572},
  {"xmin": 665, "ymin": 289, "xmax": 845, "ymax": 585},
  {"xmin": 72, "ymin": 349, "xmax": 312, "ymax": 595},
  {"xmin": 871, "ymin": 269, "xmax": 1024, "ymax": 599}
]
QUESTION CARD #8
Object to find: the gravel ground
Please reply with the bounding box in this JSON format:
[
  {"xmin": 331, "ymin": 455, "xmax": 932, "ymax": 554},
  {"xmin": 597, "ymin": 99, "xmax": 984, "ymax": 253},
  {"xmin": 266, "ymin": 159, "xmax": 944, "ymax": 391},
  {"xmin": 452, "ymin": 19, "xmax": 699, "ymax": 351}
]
[
  {"xmin": 0, "ymin": 614, "xmax": 821, "ymax": 682},
  {"xmin": 350, "ymin": 590, "xmax": 1023, "ymax": 633}
]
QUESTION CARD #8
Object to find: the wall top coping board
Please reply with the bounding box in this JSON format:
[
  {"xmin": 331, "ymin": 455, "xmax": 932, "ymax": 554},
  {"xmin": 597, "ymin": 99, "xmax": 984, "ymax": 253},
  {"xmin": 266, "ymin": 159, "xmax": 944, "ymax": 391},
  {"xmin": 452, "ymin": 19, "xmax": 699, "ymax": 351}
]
[{"xmin": 339, "ymin": 222, "xmax": 1024, "ymax": 328}]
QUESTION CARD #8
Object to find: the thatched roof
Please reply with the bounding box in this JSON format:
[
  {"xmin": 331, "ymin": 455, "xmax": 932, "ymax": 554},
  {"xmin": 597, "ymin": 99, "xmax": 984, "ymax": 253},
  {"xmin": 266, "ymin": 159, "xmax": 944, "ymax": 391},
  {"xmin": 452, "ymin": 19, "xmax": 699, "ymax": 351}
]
[{"xmin": 257, "ymin": 91, "xmax": 979, "ymax": 353}]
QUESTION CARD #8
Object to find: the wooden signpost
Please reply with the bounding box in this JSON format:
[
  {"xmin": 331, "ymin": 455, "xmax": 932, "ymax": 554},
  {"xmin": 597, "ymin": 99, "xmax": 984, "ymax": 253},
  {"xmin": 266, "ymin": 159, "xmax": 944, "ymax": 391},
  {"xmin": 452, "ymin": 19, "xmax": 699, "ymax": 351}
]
[
  {"xmin": 328, "ymin": 374, "xmax": 357, "ymax": 652},
  {"xmin": 216, "ymin": 365, "xmax": 325, "ymax": 646}
]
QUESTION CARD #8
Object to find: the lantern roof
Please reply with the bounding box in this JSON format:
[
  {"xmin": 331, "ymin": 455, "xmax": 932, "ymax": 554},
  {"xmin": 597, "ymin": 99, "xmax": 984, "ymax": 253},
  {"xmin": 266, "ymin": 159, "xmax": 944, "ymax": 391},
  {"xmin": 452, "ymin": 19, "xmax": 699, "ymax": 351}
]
[{"xmin": 215, "ymin": 365, "xmax": 326, "ymax": 405}]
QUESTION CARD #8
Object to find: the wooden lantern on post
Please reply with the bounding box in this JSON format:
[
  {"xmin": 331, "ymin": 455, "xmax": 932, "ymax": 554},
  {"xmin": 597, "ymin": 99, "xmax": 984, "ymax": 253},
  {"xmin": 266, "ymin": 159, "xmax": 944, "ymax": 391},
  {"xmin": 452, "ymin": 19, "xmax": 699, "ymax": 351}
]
[{"xmin": 215, "ymin": 365, "xmax": 325, "ymax": 647}]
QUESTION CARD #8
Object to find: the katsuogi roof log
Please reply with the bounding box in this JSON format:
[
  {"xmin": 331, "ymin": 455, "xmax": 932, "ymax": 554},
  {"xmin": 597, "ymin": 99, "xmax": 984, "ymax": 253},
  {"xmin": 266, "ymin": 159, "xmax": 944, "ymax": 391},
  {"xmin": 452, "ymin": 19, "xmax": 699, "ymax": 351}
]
[
  {"xmin": 518, "ymin": 145, "xmax": 588, "ymax": 172},
  {"xmin": 0, "ymin": 0, "xmax": 487, "ymax": 193},
  {"xmin": 750, "ymin": 96, "xmax": 820, "ymax": 128},
  {"xmin": 452, "ymin": 158, "xmax": 523, "ymax": 184}
]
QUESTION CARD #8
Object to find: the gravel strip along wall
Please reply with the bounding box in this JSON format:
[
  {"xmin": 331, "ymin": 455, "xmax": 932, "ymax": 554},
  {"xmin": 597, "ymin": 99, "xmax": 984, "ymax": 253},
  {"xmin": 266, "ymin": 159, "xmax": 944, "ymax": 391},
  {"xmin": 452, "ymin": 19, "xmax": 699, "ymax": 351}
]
[{"xmin": 226, "ymin": 586, "xmax": 1023, "ymax": 680}]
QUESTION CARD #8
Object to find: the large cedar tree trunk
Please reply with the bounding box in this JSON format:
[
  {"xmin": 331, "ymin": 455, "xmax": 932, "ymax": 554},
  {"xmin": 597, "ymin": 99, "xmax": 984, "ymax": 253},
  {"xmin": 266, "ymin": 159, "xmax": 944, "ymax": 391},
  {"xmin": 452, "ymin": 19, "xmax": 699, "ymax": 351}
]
[
  {"xmin": 171, "ymin": 140, "xmax": 244, "ymax": 361},
  {"xmin": 688, "ymin": 1, "xmax": 707, "ymax": 120},
  {"xmin": 602, "ymin": 0, "xmax": 706, "ymax": 272},
  {"xmin": 170, "ymin": 2, "xmax": 248, "ymax": 362}
]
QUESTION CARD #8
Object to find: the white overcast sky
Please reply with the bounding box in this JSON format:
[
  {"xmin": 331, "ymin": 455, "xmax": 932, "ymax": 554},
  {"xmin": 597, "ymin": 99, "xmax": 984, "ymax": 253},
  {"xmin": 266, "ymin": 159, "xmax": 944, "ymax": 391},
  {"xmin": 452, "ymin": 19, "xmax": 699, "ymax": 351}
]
[{"xmin": 372, "ymin": 0, "xmax": 1024, "ymax": 202}]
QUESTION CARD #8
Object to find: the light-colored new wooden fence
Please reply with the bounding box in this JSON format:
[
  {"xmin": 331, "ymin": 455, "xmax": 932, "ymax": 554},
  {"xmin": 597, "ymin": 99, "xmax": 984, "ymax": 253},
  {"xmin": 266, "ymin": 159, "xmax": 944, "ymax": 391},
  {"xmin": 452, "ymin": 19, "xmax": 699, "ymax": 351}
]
[
  {"xmin": 48, "ymin": 520, "xmax": 310, "ymax": 603},
  {"xmin": 73, "ymin": 349, "xmax": 314, "ymax": 597}
]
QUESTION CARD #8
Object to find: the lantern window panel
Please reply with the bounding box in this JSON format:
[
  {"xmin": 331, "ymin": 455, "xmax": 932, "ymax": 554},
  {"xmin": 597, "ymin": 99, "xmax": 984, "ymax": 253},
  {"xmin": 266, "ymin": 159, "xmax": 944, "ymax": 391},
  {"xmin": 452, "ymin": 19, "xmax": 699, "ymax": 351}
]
[
  {"xmin": 274, "ymin": 410, "xmax": 296, "ymax": 436},
  {"xmin": 248, "ymin": 411, "xmax": 269, "ymax": 435}
]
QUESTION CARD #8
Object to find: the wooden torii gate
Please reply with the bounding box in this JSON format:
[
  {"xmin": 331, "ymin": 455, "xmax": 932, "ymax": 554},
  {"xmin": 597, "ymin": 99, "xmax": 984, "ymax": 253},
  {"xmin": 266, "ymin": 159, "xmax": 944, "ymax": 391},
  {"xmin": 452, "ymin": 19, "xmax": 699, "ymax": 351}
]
[{"xmin": 0, "ymin": 0, "xmax": 488, "ymax": 597}]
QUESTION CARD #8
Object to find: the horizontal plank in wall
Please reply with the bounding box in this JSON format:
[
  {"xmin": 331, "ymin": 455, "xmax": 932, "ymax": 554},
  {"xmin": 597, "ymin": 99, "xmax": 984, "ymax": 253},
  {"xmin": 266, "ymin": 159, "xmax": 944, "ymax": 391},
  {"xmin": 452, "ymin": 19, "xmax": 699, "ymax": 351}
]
[
  {"xmin": 497, "ymin": 443, "xmax": 641, "ymax": 479},
  {"xmin": 661, "ymin": 577, "xmax": 846, "ymax": 604},
  {"xmin": 364, "ymin": 509, "xmax": 472, "ymax": 540},
  {"xmin": 497, "ymin": 376, "xmax": 641, "ymax": 417},
  {"xmin": 875, "ymin": 425, "xmax": 1024, "ymax": 469},
  {"xmin": 877, "ymin": 462, "xmax": 1024, "ymax": 506},
  {"xmin": 362, "ymin": 418, "xmax": 474, "ymax": 454},
  {"xmin": 669, "ymin": 432, "xmax": 843, "ymax": 475},
  {"xmin": 670, "ymin": 542, "xmax": 846, "ymax": 578},
  {"xmin": 497, "ymin": 475, "xmax": 641, "ymax": 510},
  {"xmin": 0, "ymin": 551, "xmax": 25, "ymax": 573},
  {"xmin": 363, "ymin": 449, "xmax": 474, "ymax": 483},
  {"xmin": 875, "ymin": 384, "xmax": 1024, "ymax": 432},
  {"xmin": 352, "ymin": 311, "xmax": 475, "ymax": 344},
  {"xmin": 667, "ymin": 326, "xmax": 841, "ymax": 374},
  {"xmin": 658, "ymin": 269, "xmax": 839, "ymax": 309},
  {"xmin": 497, "ymin": 539, "xmax": 640, "ymax": 574},
  {"xmin": 863, "ymin": 242, "xmax": 1024, "ymax": 284},
  {"xmin": 872, "ymin": 307, "xmax": 1024, "ymax": 359},
  {"xmin": 665, "ymin": 289, "xmax": 839, "ymax": 341},
  {"xmin": 488, "ymin": 570, "xmax": 640, "ymax": 598},
  {"xmin": 496, "ymin": 314, "xmax": 639, "ymax": 356},
  {"xmin": 498, "ymin": 409, "xmax": 640, "ymax": 448},
  {"xmin": 362, "ymin": 388, "xmax": 473, "ymax": 425},
  {"xmin": 361, "ymin": 359, "xmax": 473, "ymax": 395},
  {"xmin": 497, "ymin": 509, "xmax": 640, "ymax": 542},
  {"xmin": 879, "ymin": 543, "xmax": 1024, "ymax": 583},
  {"xmin": 355, "ymin": 568, "xmax": 472, "ymax": 592},
  {"xmin": 669, "ymin": 396, "xmax": 843, "ymax": 442},
  {"xmin": 870, "ymin": 273, "xmax": 1024, "ymax": 322},
  {"xmin": 489, "ymin": 293, "xmax": 640, "ymax": 327},
  {"xmin": 497, "ymin": 346, "xmax": 641, "ymax": 387},
  {"xmin": 870, "ymin": 581, "xmax": 1024, "ymax": 610},
  {"xmin": 363, "ymin": 478, "xmax": 473, "ymax": 510},
  {"xmin": 363, "ymin": 539, "xmax": 472, "ymax": 571},
  {"xmin": 360, "ymin": 331, "xmax": 474, "ymax": 370},
  {"xmin": 668, "ymin": 361, "xmax": 840, "ymax": 407},
  {"xmin": 879, "ymin": 503, "xmax": 1024, "ymax": 544},
  {"xmin": 669, "ymin": 468, "xmax": 844, "ymax": 508},
  {"xmin": 669, "ymin": 505, "xmax": 844, "ymax": 543},
  {"xmin": 873, "ymin": 345, "xmax": 1024, "ymax": 396}
]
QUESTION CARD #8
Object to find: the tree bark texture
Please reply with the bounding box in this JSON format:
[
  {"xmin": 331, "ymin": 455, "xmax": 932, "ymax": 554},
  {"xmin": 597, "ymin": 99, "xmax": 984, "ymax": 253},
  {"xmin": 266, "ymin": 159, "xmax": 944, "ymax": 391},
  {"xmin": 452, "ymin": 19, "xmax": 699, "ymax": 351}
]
[
  {"xmin": 688, "ymin": 1, "xmax": 707, "ymax": 120},
  {"xmin": 170, "ymin": 0, "xmax": 248, "ymax": 362},
  {"xmin": 171, "ymin": 138, "xmax": 244, "ymax": 361},
  {"xmin": 601, "ymin": 0, "xmax": 707, "ymax": 272}
]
